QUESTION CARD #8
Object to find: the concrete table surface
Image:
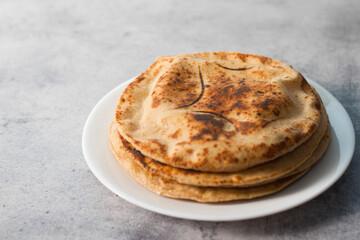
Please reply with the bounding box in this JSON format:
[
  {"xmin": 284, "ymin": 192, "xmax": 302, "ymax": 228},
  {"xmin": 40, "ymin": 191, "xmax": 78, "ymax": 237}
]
[{"xmin": 1, "ymin": 0, "xmax": 359, "ymax": 239}]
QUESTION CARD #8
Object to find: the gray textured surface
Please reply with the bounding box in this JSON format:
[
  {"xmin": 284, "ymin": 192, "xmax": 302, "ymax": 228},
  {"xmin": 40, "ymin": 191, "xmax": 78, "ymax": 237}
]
[{"xmin": 1, "ymin": 0, "xmax": 359, "ymax": 239}]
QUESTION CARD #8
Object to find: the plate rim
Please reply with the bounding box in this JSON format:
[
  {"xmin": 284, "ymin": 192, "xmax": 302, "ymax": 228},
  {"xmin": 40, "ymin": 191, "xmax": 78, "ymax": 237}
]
[{"xmin": 82, "ymin": 77, "xmax": 355, "ymax": 221}]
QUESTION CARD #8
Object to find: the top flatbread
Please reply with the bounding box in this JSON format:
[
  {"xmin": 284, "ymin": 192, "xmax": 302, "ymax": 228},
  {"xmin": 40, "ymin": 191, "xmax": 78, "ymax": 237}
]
[{"xmin": 115, "ymin": 52, "xmax": 322, "ymax": 172}]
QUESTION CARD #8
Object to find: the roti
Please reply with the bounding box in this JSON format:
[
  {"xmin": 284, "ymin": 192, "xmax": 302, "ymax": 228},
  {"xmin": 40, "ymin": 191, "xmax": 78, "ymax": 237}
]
[
  {"xmin": 115, "ymin": 52, "xmax": 322, "ymax": 172},
  {"xmin": 109, "ymin": 122, "xmax": 308, "ymax": 202},
  {"xmin": 111, "ymin": 117, "xmax": 328, "ymax": 187},
  {"xmin": 112, "ymin": 100, "xmax": 328, "ymax": 187}
]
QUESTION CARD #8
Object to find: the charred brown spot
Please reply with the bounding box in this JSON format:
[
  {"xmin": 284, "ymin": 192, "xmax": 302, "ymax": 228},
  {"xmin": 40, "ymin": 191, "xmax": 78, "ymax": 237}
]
[
  {"xmin": 185, "ymin": 149, "xmax": 194, "ymax": 154},
  {"xmin": 236, "ymin": 53, "xmax": 249, "ymax": 62},
  {"xmin": 135, "ymin": 72, "xmax": 147, "ymax": 83},
  {"xmin": 214, "ymin": 150, "xmax": 237, "ymax": 164},
  {"xmin": 236, "ymin": 121, "xmax": 258, "ymax": 135},
  {"xmin": 206, "ymin": 103, "xmax": 215, "ymax": 109},
  {"xmin": 293, "ymin": 133, "xmax": 305, "ymax": 143},
  {"xmin": 221, "ymin": 85, "xmax": 232, "ymax": 94},
  {"xmin": 191, "ymin": 128, "xmax": 219, "ymax": 141},
  {"xmin": 176, "ymin": 141, "xmax": 187, "ymax": 146},
  {"xmin": 193, "ymin": 114, "xmax": 225, "ymax": 128},
  {"xmin": 262, "ymin": 140, "xmax": 288, "ymax": 159},
  {"xmin": 232, "ymin": 100, "xmax": 249, "ymax": 110},
  {"xmin": 171, "ymin": 156, "xmax": 181, "ymax": 163},
  {"xmin": 191, "ymin": 128, "xmax": 210, "ymax": 140},
  {"xmin": 236, "ymin": 86, "xmax": 251, "ymax": 95},
  {"xmin": 203, "ymin": 148, "xmax": 209, "ymax": 155},
  {"xmin": 169, "ymin": 129, "xmax": 181, "ymax": 139},
  {"xmin": 258, "ymin": 56, "xmax": 272, "ymax": 64},
  {"xmin": 229, "ymin": 158, "xmax": 239, "ymax": 163},
  {"xmin": 255, "ymin": 99, "xmax": 275, "ymax": 110},
  {"xmin": 272, "ymin": 109, "xmax": 280, "ymax": 116},
  {"xmin": 149, "ymin": 139, "xmax": 167, "ymax": 153},
  {"xmin": 151, "ymin": 95, "xmax": 161, "ymax": 108},
  {"xmin": 307, "ymin": 123, "xmax": 317, "ymax": 135}
]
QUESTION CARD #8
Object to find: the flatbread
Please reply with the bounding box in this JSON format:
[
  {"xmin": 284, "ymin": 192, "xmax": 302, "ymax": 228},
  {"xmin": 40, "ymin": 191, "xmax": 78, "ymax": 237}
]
[
  {"xmin": 112, "ymin": 117, "xmax": 328, "ymax": 187},
  {"xmin": 109, "ymin": 121, "xmax": 308, "ymax": 202},
  {"xmin": 115, "ymin": 52, "xmax": 322, "ymax": 172}
]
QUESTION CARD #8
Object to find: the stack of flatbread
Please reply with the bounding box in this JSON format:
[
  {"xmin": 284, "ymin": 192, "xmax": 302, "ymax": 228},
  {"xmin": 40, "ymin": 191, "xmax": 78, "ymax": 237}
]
[{"xmin": 109, "ymin": 52, "xmax": 331, "ymax": 202}]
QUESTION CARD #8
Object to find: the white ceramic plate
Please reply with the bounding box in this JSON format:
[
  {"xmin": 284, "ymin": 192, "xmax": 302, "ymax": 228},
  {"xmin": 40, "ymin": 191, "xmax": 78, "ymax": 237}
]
[{"xmin": 82, "ymin": 78, "xmax": 355, "ymax": 221}]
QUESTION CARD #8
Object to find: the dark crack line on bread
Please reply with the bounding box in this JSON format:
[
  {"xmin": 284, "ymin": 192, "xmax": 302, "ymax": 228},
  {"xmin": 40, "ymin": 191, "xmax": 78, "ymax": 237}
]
[
  {"xmin": 174, "ymin": 66, "xmax": 233, "ymax": 127},
  {"xmin": 216, "ymin": 64, "xmax": 253, "ymax": 71},
  {"xmin": 193, "ymin": 111, "xmax": 233, "ymax": 124},
  {"xmin": 177, "ymin": 66, "xmax": 204, "ymax": 109}
]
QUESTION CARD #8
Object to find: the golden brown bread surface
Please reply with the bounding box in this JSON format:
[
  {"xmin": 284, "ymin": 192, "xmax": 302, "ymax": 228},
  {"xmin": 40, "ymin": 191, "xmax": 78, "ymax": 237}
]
[{"xmin": 115, "ymin": 52, "xmax": 322, "ymax": 172}]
